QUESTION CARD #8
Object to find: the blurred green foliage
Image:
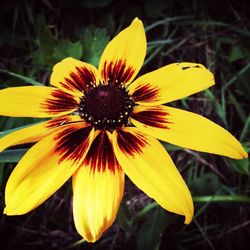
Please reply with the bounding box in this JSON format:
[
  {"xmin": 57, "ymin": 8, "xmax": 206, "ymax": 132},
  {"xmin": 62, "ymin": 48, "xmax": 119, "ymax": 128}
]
[
  {"xmin": 0, "ymin": 0, "xmax": 250, "ymax": 250},
  {"xmin": 33, "ymin": 15, "xmax": 109, "ymax": 68}
]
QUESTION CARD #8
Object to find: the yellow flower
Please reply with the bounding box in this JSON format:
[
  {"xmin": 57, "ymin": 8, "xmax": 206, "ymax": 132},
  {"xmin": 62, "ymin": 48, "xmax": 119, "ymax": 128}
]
[{"xmin": 0, "ymin": 18, "xmax": 247, "ymax": 242}]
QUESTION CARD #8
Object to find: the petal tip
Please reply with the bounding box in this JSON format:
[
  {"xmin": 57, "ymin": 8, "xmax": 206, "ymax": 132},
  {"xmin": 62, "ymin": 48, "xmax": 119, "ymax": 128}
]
[
  {"xmin": 3, "ymin": 207, "xmax": 12, "ymax": 215},
  {"xmin": 3, "ymin": 207, "xmax": 7, "ymax": 215},
  {"xmin": 76, "ymin": 228, "xmax": 101, "ymax": 243},
  {"xmin": 184, "ymin": 216, "xmax": 192, "ymax": 225},
  {"xmin": 183, "ymin": 197, "xmax": 194, "ymax": 225},
  {"xmin": 131, "ymin": 17, "xmax": 143, "ymax": 27},
  {"xmin": 242, "ymin": 150, "xmax": 248, "ymax": 158},
  {"xmin": 52, "ymin": 57, "xmax": 79, "ymax": 73},
  {"xmin": 232, "ymin": 146, "xmax": 248, "ymax": 159},
  {"xmin": 132, "ymin": 17, "xmax": 142, "ymax": 22},
  {"xmin": 184, "ymin": 210, "xmax": 193, "ymax": 224},
  {"xmin": 208, "ymin": 71, "xmax": 215, "ymax": 86},
  {"xmin": 84, "ymin": 236, "xmax": 99, "ymax": 243},
  {"xmin": 3, "ymin": 205, "xmax": 20, "ymax": 215}
]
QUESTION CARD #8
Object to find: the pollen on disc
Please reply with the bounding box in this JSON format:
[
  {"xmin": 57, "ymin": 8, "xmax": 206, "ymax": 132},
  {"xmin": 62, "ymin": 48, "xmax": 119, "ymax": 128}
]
[{"xmin": 78, "ymin": 84, "xmax": 134, "ymax": 130}]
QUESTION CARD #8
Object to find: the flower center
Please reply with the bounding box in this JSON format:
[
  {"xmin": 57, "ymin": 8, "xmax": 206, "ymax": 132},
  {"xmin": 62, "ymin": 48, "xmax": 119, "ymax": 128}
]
[{"xmin": 78, "ymin": 84, "xmax": 134, "ymax": 130}]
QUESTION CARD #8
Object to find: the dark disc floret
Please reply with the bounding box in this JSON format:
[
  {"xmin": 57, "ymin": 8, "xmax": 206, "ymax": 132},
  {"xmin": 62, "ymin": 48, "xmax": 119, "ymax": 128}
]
[{"xmin": 78, "ymin": 83, "xmax": 135, "ymax": 130}]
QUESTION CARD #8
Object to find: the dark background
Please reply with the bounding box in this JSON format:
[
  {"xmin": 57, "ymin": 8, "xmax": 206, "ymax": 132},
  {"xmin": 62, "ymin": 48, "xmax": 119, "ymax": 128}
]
[{"xmin": 0, "ymin": 0, "xmax": 250, "ymax": 249}]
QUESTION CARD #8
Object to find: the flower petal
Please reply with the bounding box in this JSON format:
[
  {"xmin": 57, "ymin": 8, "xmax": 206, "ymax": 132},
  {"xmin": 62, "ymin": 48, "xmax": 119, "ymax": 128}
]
[
  {"xmin": 0, "ymin": 115, "xmax": 82, "ymax": 153},
  {"xmin": 131, "ymin": 105, "xmax": 248, "ymax": 159},
  {"xmin": 83, "ymin": 130, "xmax": 122, "ymax": 173},
  {"xmin": 99, "ymin": 18, "xmax": 146, "ymax": 85},
  {"xmin": 0, "ymin": 86, "xmax": 78, "ymax": 117},
  {"xmin": 113, "ymin": 127, "xmax": 193, "ymax": 224},
  {"xmin": 50, "ymin": 57, "xmax": 99, "ymax": 96},
  {"xmin": 73, "ymin": 131, "xmax": 124, "ymax": 242},
  {"xmin": 128, "ymin": 62, "xmax": 215, "ymax": 105},
  {"xmin": 4, "ymin": 123, "xmax": 94, "ymax": 215}
]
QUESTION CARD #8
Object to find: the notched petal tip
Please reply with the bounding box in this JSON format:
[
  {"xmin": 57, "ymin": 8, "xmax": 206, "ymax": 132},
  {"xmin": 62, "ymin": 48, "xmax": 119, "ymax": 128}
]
[
  {"xmin": 3, "ymin": 207, "xmax": 7, "ymax": 215},
  {"xmin": 128, "ymin": 62, "xmax": 215, "ymax": 106},
  {"xmin": 180, "ymin": 62, "xmax": 215, "ymax": 88},
  {"xmin": 3, "ymin": 206, "xmax": 19, "ymax": 216}
]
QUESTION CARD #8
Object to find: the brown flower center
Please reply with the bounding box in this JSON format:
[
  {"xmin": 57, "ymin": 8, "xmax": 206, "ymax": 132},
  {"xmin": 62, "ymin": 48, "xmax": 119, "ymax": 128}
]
[{"xmin": 78, "ymin": 84, "xmax": 134, "ymax": 130}]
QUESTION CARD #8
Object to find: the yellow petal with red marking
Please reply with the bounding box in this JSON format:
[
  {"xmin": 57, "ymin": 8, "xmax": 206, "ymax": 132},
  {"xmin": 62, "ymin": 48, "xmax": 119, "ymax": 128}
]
[
  {"xmin": 72, "ymin": 131, "xmax": 124, "ymax": 242},
  {"xmin": 99, "ymin": 18, "xmax": 146, "ymax": 85},
  {"xmin": 113, "ymin": 127, "xmax": 193, "ymax": 224},
  {"xmin": 0, "ymin": 115, "xmax": 82, "ymax": 153},
  {"xmin": 50, "ymin": 57, "xmax": 99, "ymax": 96},
  {"xmin": 4, "ymin": 123, "xmax": 94, "ymax": 215},
  {"xmin": 129, "ymin": 62, "xmax": 215, "ymax": 105},
  {"xmin": 131, "ymin": 105, "xmax": 248, "ymax": 159},
  {"xmin": 0, "ymin": 86, "xmax": 78, "ymax": 117}
]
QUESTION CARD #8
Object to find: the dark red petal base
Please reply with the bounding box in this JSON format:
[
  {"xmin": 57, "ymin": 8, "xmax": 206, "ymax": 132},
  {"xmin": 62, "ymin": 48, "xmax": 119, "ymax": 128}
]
[
  {"xmin": 84, "ymin": 131, "xmax": 121, "ymax": 173},
  {"xmin": 132, "ymin": 83, "xmax": 160, "ymax": 103},
  {"xmin": 101, "ymin": 60, "xmax": 135, "ymax": 85},
  {"xmin": 116, "ymin": 129, "xmax": 147, "ymax": 156},
  {"xmin": 62, "ymin": 66, "xmax": 97, "ymax": 93},
  {"xmin": 54, "ymin": 125, "xmax": 92, "ymax": 164},
  {"xmin": 132, "ymin": 107, "xmax": 172, "ymax": 128},
  {"xmin": 42, "ymin": 89, "xmax": 78, "ymax": 115}
]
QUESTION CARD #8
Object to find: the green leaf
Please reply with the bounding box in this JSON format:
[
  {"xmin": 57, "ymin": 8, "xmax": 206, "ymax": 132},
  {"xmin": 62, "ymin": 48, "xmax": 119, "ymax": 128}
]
[
  {"xmin": 189, "ymin": 173, "xmax": 221, "ymax": 196},
  {"xmin": 228, "ymin": 91, "xmax": 247, "ymax": 123},
  {"xmin": 137, "ymin": 207, "xmax": 168, "ymax": 250},
  {"xmin": 116, "ymin": 200, "xmax": 132, "ymax": 230},
  {"xmin": 235, "ymin": 64, "xmax": 250, "ymax": 100},
  {"xmin": 0, "ymin": 148, "xmax": 28, "ymax": 163},
  {"xmin": 0, "ymin": 163, "xmax": 4, "ymax": 188},
  {"xmin": 161, "ymin": 142, "xmax": 181, "ymax": 152},
  {"xmin": 0, "ymin": 121, "xmax": 44, "ymax": 138},
  {"xmin": 53, "ymin": 39, "xmax": 83, "ymax": 61},
  {"xmin": 34, "ymin": 15, "xmax": 57, "ymax": 66},
  {"xmin": 133, "ymin": 202, "xmax": 158, "ymax": 222},
  {"xmin": 0, "ymin": 69, "xmax": 43, "ymax": 86},
  {"xmin": 81, "ymin": 26, "xmax": 110, "ymax": 67},
  {"xmin": 240, "ymin": 115, "xmax": 250, "ymax": 141},
  {"xmin": 205, "ymin": 89, "xmax": 227, "ymax": 125},
  {"xmin": 228, "ymin": 45, "xmax": 245, "ymax": 62},
  {"xmin": 36, "ymin": 15, "xmax": 57, "ymax": 57},
  {"xmin": 228, "ymin": 158, "xmax": 249, "ymax": 175},
  {"xmin": 193, "ymin": 195, "xmax": 250, "ymax": 203}
]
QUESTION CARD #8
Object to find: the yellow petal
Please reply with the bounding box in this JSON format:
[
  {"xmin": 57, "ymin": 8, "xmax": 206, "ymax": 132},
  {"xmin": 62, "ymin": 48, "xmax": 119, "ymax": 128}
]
[
  {"xmin": 0, "ymin": 86, "xmax": 78, "ymax": 117},
  {"xmin": 128, "ymin": 62, "xmax": 215, "ymax": 105},
  {"xmin": 0, "ymin": 115, "xmax": 82, "ymax": 153},
  {"xmin": 4, "ymin": 123, "xmax": 94, "ymax": 215},
  {"xmin": 50, "ymin": 57, "xmax": 99, "ymax": 97},
  {"xmin": 113, "ymin": 127, "xmax": 193, "ymax": 224},
  {"xmin": 73, "ymin": 131, "xmax": 124, "ymax": 242},
  {"xmin": 99, "ymin": 18, "xmax": 146, "ymax": 85},
  {"xmin": 131, "ymin": 105, "xmax": 248, "ymax": 159}
]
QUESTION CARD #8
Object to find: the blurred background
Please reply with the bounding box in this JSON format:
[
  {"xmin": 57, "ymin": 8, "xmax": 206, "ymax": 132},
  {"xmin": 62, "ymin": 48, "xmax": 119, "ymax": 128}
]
[{"xmin": 0, "ymin": 0, "xmax": 249, "ymax": 249}]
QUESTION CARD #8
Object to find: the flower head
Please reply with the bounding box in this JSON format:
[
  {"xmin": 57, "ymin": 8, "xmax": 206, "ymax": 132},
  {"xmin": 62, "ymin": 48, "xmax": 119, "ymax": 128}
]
[{"xmin": 0, "ymin": 18, "xmax": 247, "ymax": 242}]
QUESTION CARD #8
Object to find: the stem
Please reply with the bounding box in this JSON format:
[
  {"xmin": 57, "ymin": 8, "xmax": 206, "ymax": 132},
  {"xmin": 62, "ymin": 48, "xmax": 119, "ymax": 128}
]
[{"xmin": 193, "ymin": 195, "xmax": 250, "ymax": 203}]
